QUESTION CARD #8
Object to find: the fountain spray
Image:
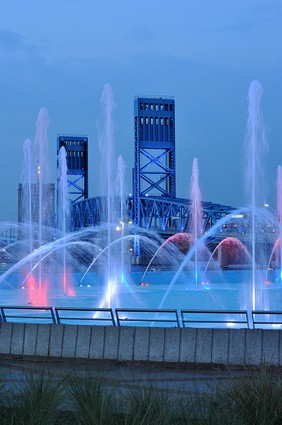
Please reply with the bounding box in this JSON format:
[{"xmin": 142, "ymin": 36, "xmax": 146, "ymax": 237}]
[
  {"xmin": 190, "ymin": 158, "xmax": 202, "ymax": 285},
  {"xmin": 277, "ymin": 165, "xmax": 282, "ymax": 284},
  {"xmin": 245, "ymin": 80, "xmax": 268, "ymax": 311}
]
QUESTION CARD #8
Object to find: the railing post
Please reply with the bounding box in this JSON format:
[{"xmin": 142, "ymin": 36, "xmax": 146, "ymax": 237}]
[
  {"xmin": 0, "ymin": 307, "xmax": 6, "ymax": 322},
  {"xmin": 54, "ymin": 308, "xmax": 61, "ymax": 324},
  {"xmin": 50, "ymin": 307, "xmax": 57, "ymax": 324}
]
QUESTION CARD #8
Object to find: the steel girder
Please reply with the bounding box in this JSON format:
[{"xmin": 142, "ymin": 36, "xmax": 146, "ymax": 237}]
[
  {"xmin": 133, "ymin": 96, "xmax": 176, "ymax": 227},
  {"xmin": 70, "ymin": 196, "xmax": 235, "ymax": 234},
  {"xmin": 70, "ymin": 197, "xmax": 102, "ymax": 231},
  {"xmin": 57, "ymin": 135, "xmax": 89, "ymax": 205},
  {"xmin": 133, "ymin": 197, "xmax": 234, "ymax": 234}
]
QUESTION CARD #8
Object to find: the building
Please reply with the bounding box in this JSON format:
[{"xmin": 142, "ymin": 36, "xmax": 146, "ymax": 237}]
[{"xmin": 18, "ymin": 183, "xmax": 55, "ymax": 225}]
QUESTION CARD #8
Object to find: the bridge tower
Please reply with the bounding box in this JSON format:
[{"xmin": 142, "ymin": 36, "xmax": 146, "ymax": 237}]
[
  {"xmin": 57, "ymin": 135, "xmax": 88, "ymax": 204},
  {"xmin": 133, "ymin": 96, "xmax": 176, "ymax": 226}
]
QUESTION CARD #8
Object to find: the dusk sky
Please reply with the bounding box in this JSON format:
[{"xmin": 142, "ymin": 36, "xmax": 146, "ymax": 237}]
[{"xmin": 0, "ymin": 0, "xmax": 282, "ymax": 221}]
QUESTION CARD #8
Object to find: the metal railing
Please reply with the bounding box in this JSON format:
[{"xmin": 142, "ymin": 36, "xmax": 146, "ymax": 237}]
[
  {"xmin": 0, "ymin": 306, "xmax": 56, "ymax": 324},
  {"xmin": 252, "ymin": 310, "xmax": 282, "ymax": 329},
  {"xmin": 54, "ymin": 307, "xmax": 116, "ymax": 326},
  {"xmin": 0, "ymin": 306, "xmax": 281, "ymax": 329},
  {"xmin": 181, "ymin": 309, "xmax": 249, "ymax": 329},
  {"xmin": 115, "ymin": 308, "xmax": 180, "ymax": 327}
]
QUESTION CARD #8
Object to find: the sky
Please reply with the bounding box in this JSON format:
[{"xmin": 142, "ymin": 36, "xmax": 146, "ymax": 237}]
[{"xmin": 0, "ymin": 0, "xmax": 282, "ymax": 221}]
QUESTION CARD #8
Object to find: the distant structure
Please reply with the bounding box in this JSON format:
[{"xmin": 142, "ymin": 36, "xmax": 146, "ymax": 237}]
[
  {"xmin": 133, "ymin": 95, "xmax": 176, "ymax": 226},
  {"xmin": 57, "ymin": 135, "xmax": 88, "ymax": 204},
  {"xmin": 68, "ymin": 95, "xmax": 235, "ymax": 237},
  {"xmin": 18, "ymin": 183, "xmax": 55, "ymax": 225}
]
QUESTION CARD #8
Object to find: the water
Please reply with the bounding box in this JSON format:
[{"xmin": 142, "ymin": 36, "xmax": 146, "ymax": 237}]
[
  {"xmin": 276, "ymin": 165, "xmax": 282, "ymax": 283},
  {"xmin": 189, "ymin": 158, "xmax": 202, "ymax": 285},
  {"xmin": 21, "ymin": 139, "xmax": 33, "ymax": 252},
  {"xmin": 244, "ymin": 80, "xmax": 268, "ymax": 311},
  {"xmin": 34, "ymin": 107, "xmax": 50, "ymax": 247},
  {"xmin": 0, "ymin": 267, "xmax": 281, "ymax": 314},
  {"xmin": 19, "ymin": 108, "xmax": 52, "ymax": 305},
  {"xmin": 98, "ymin": 84, "xmax": 120, "ymax": 308},
  {"xmin": 0, "ymin": 81, "xmax": 281, "ymax": 327},
  {"xmin": 57, "ymin": 146, "xmax": 69, "ymax": 296}
]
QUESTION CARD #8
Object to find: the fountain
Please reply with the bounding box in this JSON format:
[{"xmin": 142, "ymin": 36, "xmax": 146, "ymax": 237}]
[
  {"xmin": 0, "ymin": 81, "xmax": 281, "ymax": 327},
  {"xmin": 244, "ymin": 80, "xmax": 268, "ymax": 311},
  {"xmin": 21, "ymin": 139, "xmax": 33, "ymax": 252},
  {"xmin": 276, "ymin": 165, "xmax": 282, "ymax": 283},
  {"xmin": 189, "ymin": 158, "xmax": 202, "ymax": 285},
  {"xmin": 57, "ymin": 146, "xmax": 72, "ymax": 297},
  {"xmin": 95, "ymin": 84, "xmax": 137, "ymax": 309}
]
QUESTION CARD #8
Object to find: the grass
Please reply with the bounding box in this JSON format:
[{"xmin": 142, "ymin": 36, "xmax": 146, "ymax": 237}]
[
  {"xmin": 224, "ymin": 366, "xmax": 282, "ymax": 425},
  {"xmin": 125, "ymin": 385, "xmax": 176, "ymax": 425},
  {"xmin": 0, "ymin": 370, "xmax": 66, "ymax": 425},
  {"xmin": 0, "ymin": 365, "xmax": 281, "ymax": 424},
  {"xmin": 68, "ymin": 374, "xmax": 117, "ymax": 425}
]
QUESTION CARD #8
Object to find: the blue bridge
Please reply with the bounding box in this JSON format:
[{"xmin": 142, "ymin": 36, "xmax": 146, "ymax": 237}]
[
  {"xmin": 68, "ymin": 96, "xmax": 239, "ymax": 239},
  {"xmin": 70, "ymin": 195, "xmax": 235, "ymax": 237}
]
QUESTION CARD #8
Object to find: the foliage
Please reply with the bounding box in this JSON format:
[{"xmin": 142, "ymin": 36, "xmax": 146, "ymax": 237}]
[{"xmin": 0, "ymin": 365, "xmax": 281, "ymax": 424}]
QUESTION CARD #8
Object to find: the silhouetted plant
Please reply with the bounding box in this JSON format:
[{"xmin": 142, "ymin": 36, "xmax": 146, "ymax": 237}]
[
  {"xmin": 6, "ymin": 370, "xmax": 65, "ymax": 425},
  {"xmin": 68, "ymin": 373, "xmax": 118, "ymax": 425},
  {"xmin": 0, "ymin": 365, "xmax": 280, "ymax": 424},
  {"xmin": 125, "ymin": 385, "xmax": 176, "ymax": 425},
  {"xmin": 225, "ymin": 366, "xmax": 282, "ymax": 425}
]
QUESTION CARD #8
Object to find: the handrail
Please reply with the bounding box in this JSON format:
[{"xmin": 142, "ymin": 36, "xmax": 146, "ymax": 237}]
[
  {"xmin": 54, "ymin": 307, "xmax": 116, "ymax": 326},
  {"xmin": 0, "ymin": 306, "xmax": 56, "ymax": 324},
  {"xmin": 252, "ymin": 310, "xmax": 282, "ymax": 329},
  {"xmin": 115, "ymin": 308, "xmax": 180, "ymax": 327},
  {"xmin": 2, "ymin": 306, "xmax": 282, "ymax": 329},
  {"xmin": 181, "ymin": 309, "xmax": 249, "ymax": 328}
]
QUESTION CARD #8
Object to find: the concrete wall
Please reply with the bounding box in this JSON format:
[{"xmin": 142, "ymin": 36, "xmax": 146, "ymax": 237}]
[{"xmin": 0, "ymin": 322, "xmax": 280, "ymax": 366}]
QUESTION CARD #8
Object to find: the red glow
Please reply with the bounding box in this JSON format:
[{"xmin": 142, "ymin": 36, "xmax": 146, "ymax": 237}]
[
  {"xmin": 66, "ymin": 286, "xmax": 76, "ymax": 296},
  {"xmin": 27, "ymin": 274, "xmax": 36, "ymax": 299},
  {"xmin": 63, "ymin": 271, "xmax": 67, "ymax": 296},
  {"xmin": 62, "ymin": 267, "xmax": 76, "ymax": 296},
  {"xmin": 165, "ymin": 232, "xmax": 193, "ymax": 254},
  {"xmin": 26, "ymin": 275, "xmax": 48, "ymax": 305},
  {"xmin": 265, "ymin": 280, "xmax": 272, "ymax": 285}
]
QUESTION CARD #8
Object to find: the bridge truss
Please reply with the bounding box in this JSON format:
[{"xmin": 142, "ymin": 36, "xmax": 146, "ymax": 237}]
[{"xmin": 70, "ymin": 195, "xmax": 235, "ymax": 235}]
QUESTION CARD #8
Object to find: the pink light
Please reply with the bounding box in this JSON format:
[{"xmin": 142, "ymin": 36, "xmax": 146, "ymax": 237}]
[
  {"xmin": 27, "ymin": 277, "xmax": 48, "ymax": 306},
  {"xmin": 62, "ymin": 267, "xmax": 76, "ymax": 296},
  {"xmin": 66, "ymin": 286, "xmax": 76, "ymax": 296}
]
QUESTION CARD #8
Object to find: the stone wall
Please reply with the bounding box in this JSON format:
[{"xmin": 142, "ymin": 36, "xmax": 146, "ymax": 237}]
[{"xmin": 0, "ymin": 322, "xmax": 280, "ymax": 366}]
